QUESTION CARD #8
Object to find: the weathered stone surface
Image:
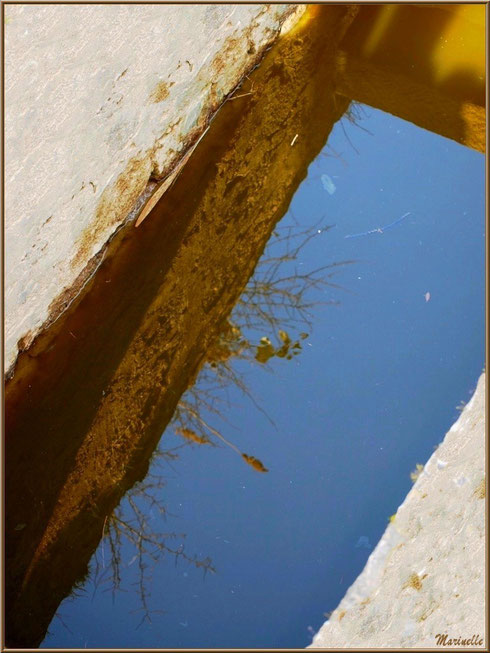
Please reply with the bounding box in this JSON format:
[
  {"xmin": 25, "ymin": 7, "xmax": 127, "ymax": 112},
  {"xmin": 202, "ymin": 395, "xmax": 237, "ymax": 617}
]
[
  {"xmin": 309, "ymin": 372, "xmax": 486, "ymax": 649},
  {"xmin": 4, "ymin": 3, "xmax": 305, "ymax": 375}
]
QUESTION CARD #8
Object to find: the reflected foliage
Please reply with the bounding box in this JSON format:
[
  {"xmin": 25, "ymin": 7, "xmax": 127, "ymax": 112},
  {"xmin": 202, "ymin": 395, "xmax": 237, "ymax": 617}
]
[
  {"xmin": 255, "ymin": 330, "xmax": 308, "ymax": 364},
  {"xmin": 173, "ymin": 213, "xmax": 353, "ymax": 463},
  {"xmin": 94, "ymin": 214, "xmax": 352, "ymax": 622}
]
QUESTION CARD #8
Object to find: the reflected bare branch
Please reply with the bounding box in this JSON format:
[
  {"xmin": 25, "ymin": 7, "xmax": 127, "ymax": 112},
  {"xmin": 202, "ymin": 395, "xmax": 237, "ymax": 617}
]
[
  {"xmin": 173, "ymin": 212, "xmax": 354, "ymax": 450},
  {"xmin": 87, "ymin": 451, "xmax": 215, "ymax": 627},
  {"xmin": 93, "ymin": 214, "xmax": 352, "ymax": 624}
]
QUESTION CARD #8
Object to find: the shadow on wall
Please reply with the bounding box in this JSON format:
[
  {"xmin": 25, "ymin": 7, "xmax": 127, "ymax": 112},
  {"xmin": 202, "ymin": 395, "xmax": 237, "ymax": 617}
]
[{"xmin": 4, "ymin": 5, "xmax": 357, "ymax": 648}]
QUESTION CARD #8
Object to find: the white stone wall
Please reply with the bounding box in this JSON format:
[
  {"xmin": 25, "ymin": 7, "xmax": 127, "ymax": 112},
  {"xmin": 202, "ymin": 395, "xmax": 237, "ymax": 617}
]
[
  {"xmin": 309, "ymin": 372, "xmax": 486, "ymax": 649},
  {"xmin": 4, "ymin": 3, "xmax": 304, "ymax": 374}
]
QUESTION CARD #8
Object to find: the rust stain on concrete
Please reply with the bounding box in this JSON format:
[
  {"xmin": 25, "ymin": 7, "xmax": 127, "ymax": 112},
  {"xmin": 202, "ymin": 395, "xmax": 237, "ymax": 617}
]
[
  {"xmin": 148, "ymin": 80, "xmax": 170, "ymax": 104},
  {"xmin": 71, "ymin": 156, "xmax": 152, "ymax": 271}
]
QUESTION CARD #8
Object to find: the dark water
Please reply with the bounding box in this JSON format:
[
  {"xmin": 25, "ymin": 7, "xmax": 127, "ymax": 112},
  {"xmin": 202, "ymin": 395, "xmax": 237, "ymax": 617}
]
[{"xmin": 40, "ymin": 103, "xmax": 484, "ymax": 649}]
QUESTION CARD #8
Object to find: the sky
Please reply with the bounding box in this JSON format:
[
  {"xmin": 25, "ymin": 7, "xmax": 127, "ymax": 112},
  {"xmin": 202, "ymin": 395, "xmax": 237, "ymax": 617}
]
[{"xmin": 42, "ymin": 104, "xmax": 485, "ymax": 649}]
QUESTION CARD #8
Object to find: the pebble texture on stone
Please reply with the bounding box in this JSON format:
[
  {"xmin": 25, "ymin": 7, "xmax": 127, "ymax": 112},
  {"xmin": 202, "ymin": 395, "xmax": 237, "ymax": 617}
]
[
  {"xmin": 4, "ymin": 4, "xmax": 303, "ymax": 375},
  {"xmin": 309, "ymin": 372, "xmax": 486, "ymax": 649}
]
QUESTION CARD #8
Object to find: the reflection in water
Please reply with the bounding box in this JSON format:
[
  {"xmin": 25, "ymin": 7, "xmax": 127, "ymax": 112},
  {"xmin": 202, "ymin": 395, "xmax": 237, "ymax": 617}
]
[
  {"xmin": 51, "ymin": 166, "xmax": 354, "ymax": 635},
  {"xmin": 90, "ymin": 199, "xmax": 351, "ymax": 624},
  {"xmin": 5, "ymin": 5, "xmax": 356, "ymax": 647},
  {"xmin": 337, "ymin": 4, "xmax": 485, "ymax": 152},
  {"xmin": 172, "ymin": 215, "xmax": 351, "ymax": 467},
  {"xmin": 94, "ymin": 445, "xmax": 215, "ymax": 629},
  {"xmin": 342, "ymin": 4, "xmax": 485, "ymax": 101},
  {"xmin": 7, "ymin": 3, "xmax": 484, "ymax": 647}
]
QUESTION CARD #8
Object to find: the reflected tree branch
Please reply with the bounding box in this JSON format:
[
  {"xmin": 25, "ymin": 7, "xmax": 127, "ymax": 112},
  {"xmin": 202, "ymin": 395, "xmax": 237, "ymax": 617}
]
[
  {"xmin": 174, "ymin": 213, "xmax": 354, "ymax": 448},
  {"xmin": 88, "ymin": 461, "xmax": 216, "ymax": 629},
  {"xmin": 92, "ymin": 215, "xmax": 353, "ymax": 625}
]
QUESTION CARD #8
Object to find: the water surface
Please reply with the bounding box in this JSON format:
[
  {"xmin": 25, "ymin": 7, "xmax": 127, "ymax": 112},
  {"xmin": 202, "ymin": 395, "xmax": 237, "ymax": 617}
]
[{"xmin": 41, "ymin": 105, "xmax": 484, "ymax": 648}]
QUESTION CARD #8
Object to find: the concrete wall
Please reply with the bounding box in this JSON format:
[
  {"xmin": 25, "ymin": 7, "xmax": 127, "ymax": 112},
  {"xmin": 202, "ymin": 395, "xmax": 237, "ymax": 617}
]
[
  {"xmin": 4, "ymin": 3, "xmax": 305, "ymax": 376},
  {"xmin": 309, "ymin": 372, "xmax": 486, "ymax": 649}
]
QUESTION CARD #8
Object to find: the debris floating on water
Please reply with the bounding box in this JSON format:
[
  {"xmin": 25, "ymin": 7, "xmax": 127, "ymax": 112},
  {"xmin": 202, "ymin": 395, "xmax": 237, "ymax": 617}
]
[
  {"xmin": 321, "ymin": 173, "xmax": 336, "ymax": 195},
  {"xmin": 345, "ymin": 211, "xmax": 411, "ymax": 239},
  {"xmin": 355, "ymin": 535, "xmax": 372, "ymax": 549}
]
